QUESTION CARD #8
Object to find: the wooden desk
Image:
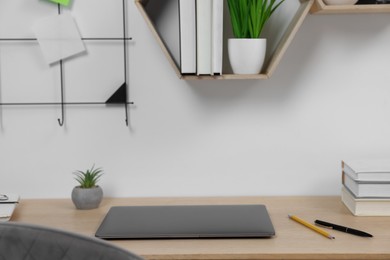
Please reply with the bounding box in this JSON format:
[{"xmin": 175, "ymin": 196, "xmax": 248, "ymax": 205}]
[{"xmin": 11, "ymin": 196, "xmax": 390, "ymax": 260}]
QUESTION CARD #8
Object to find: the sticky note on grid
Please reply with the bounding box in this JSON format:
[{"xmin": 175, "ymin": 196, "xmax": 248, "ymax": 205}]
[
  {"xmin": 49, "ymin": 0, "xmax": 71, "ymax": 6},
  {"xmin": 32, "ymin": 13, "xmax": 85, "ymax": 65}
]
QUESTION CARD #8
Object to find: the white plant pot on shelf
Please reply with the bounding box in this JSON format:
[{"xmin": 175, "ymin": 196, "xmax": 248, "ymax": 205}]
[{"xmin": 228, "ymin": 38, "xmax": 266, "ymax": 75}]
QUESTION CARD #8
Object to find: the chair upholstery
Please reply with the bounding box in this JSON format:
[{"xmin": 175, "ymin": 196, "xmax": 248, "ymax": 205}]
[{"xmin": 0, "ymin": 222, "xmax": 144, "ymax": 260}]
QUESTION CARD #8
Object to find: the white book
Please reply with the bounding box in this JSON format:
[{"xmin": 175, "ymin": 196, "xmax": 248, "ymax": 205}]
[
  {"xmin": 212, "ymin": 0, "xmax": 223, "ymax": 75},
  {"xmin": 341, "ymin": 186, "xmax": 390, "ymax": 216},
  {"xmin": 343, "ymin": 173, "xmax": 390, "ymax": 197},
  {"xmin": 179, "ymin": 0, "xmax": 196, "ymax": 74},
  {"xmin": 0, "ymin": 193, "xmax": 20, "ymax": 203},
  {"xmin": 0, "ymin": 193, "xmax": 20, "ymax": 222},
  {"xmin": 342, "ymin": 159, "xmax": 390, "ymax": 181},
  {"xmin": 196, "ymin": 0, "xmax": 212, "ymax": 75}
]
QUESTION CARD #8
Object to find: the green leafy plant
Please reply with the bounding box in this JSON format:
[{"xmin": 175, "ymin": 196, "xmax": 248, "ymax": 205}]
[
  {"xmin": 227, "ymin": 0, "xmax": 285, "ymax": 38},
  {"xmin": 73, "ymin": 165, "xmax": 103, "ymax": 188}
]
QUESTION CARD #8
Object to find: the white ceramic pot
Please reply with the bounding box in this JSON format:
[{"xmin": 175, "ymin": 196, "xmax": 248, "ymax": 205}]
[
  {"xmin": 228, "ymin": 38, "xmax": 266, "ymax": 75},
  {"xmin": 323, "ymin": 0, "xmax": 358, "ymax": 5}
]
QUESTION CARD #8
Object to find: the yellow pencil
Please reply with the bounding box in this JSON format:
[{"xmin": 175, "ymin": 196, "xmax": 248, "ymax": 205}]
[{"xmin": 288, "ymin": 214, "xmax": 335, "ymax": 239}]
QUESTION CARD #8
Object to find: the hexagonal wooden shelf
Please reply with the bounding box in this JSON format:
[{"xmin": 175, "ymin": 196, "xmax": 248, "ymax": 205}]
[
  {"xmin": 311, "ymin": 0, "xmax": 390, "ymax": 14},
  {"xmin": 135, "ymin": 0, "xmax": 314, "ymax": 80}
]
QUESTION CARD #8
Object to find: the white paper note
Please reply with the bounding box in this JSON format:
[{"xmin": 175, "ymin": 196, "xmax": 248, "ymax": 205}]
[{"xmin": 32, "ymin": 13, "xmax": 85, "ymax": 64}]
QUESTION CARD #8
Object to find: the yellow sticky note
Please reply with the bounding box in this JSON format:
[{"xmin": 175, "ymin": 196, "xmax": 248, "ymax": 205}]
[{"xmin": 49, "ymin": 0, "xmax": 70, "ymax": 6}]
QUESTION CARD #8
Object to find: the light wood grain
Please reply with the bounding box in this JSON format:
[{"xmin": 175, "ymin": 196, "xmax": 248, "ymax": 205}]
[
  {"xmin": 311, "ymin": 0, "xmax": 390, "ymax": 14},
  {"xmin": 181, "ymin": 74, "xmax": 269, "ymax": 80},
  {"xmin": 11, "ymin": 196, "xmax": 390, "ymax": 260}
]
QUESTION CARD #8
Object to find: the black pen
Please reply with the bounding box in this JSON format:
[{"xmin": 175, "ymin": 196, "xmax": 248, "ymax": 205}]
[{"xmin": 315, "ymin": 220, "xmax": 373, "ymax": 237}]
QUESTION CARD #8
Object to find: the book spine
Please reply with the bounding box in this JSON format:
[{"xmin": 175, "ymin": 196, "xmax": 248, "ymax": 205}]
[
  {"xmin": 212, "ymin": 0, "xmax": 223, "ymax": 75},
  {"xmin": 196, "ymin": 0, "xmax": 212, "ymax": 75},
  {"xmin": 179, "ymin": 0, "xmax": 196, "ymax": 74}
]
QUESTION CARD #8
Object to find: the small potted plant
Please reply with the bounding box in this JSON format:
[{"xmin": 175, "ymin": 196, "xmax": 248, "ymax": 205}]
[
  {"xmin": 71, "ymin": 165, "xmax": 104, "ymax": 210},
  {"xmin": 227, "ymin": 0, "xmax": 285, "ymax": 74}
]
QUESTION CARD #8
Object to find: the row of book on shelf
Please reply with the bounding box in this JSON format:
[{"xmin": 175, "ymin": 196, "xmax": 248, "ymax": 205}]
[
  {"xmin": 179, "ymin": 0, "xmax": 223, "ymax": 75},
  {"xmin": 341, "ymin": 159, "xmax": 390, "ymax": 216}
]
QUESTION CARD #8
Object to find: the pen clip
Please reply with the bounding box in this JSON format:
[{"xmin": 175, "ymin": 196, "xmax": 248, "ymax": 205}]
[
  {"xmin": 315, "ymin": 223, "xmax": 333, "ymax": 229},
  {"xmin": 314, "ymin": 220, "xmax": 333, "ymax": 229}
]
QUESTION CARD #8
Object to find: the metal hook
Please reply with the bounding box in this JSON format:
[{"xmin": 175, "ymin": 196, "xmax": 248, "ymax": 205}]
[
  {"xmin": 125, "ymin": 102, "xmax": 128, "ymax": 126},
  {"xmin": 58, "ymin": 117, "xmax": 64, "ymax": 126},
  {"xmin": 58, "ymin": 56, "xmax": 64, "ymax": 127},
  {"xmin": 124, "ymin": 101, "xmax": 134, "ymax": 126},
  {"xmin": 58, "ymin": 96, "xmax": 64, "ymax": 127}
]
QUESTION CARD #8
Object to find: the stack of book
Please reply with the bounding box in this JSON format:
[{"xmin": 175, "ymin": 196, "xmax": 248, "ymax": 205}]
[
  {"xmin": 341, "ymin": 159, "xmax": 390, "ymax": 216},
  {"xmin": 179, "ymin": 0, "xmax": 223, "ymax": 75},
  {"xmin": 0, "ymin": 193, "xmax": 20, "ymax": 222},
  {"xmin": 144, "ymin": 0, "xmax": 223, "ymax": 76}
]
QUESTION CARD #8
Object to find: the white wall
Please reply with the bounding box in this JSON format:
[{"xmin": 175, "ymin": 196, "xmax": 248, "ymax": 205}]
[{"xmin": 0, "ymin": 0, "xmax": 390, "ymax": 199}]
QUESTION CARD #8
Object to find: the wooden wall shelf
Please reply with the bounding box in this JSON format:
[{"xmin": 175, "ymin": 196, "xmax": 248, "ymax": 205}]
[
  {"xmin": 311, "ymin": 0, "xmax": 390, "ymax": 14},
  {"xmin": 135, "ymin": 0, "xmax": 314, "ymax": 80}
]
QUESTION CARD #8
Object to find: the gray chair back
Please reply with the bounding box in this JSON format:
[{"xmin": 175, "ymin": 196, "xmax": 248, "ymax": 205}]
[{"xmin": 0, "ymin": 222, "xmax": 144, "ymax": 260}]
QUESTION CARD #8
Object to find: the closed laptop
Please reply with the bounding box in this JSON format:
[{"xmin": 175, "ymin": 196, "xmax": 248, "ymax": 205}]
[{"xmin": 95, "ymin": 204, "xmax": 275, "ymax": 239}]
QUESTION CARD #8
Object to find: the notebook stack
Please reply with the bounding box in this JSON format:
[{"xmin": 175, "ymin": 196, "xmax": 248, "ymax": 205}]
[
  {"xmin": 0, "ymin": 193, "xmax": 20, "ymax": 222},
  {"xmin": 341, "ymin": 159, "xmax": 390, "ymax": 216}
]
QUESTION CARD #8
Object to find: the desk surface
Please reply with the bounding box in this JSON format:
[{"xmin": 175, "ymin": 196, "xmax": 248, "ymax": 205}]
[{"xmin": 11, "ymin": 196, "xmax": 390, "ymax": 260}]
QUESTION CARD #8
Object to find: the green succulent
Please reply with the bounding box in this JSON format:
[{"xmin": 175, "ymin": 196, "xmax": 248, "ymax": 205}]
[
  {"xmin": 73, "ymin": 165, "xmax": 103, "ymax": 188},
  {"xmin": 227, "ymin": 0, "xmax": 285, "ymax": 38}
]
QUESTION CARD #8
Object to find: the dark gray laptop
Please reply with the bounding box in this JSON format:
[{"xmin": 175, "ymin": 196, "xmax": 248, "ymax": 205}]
[{"xmin": 95, "ymin": 204, "xmax": 275, "ymax": 239}]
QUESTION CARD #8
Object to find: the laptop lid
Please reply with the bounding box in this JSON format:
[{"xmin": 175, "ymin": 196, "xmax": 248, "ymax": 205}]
[{"xmin": 95, "ymin": 204, "xmax": 275, "ymax": 239}]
